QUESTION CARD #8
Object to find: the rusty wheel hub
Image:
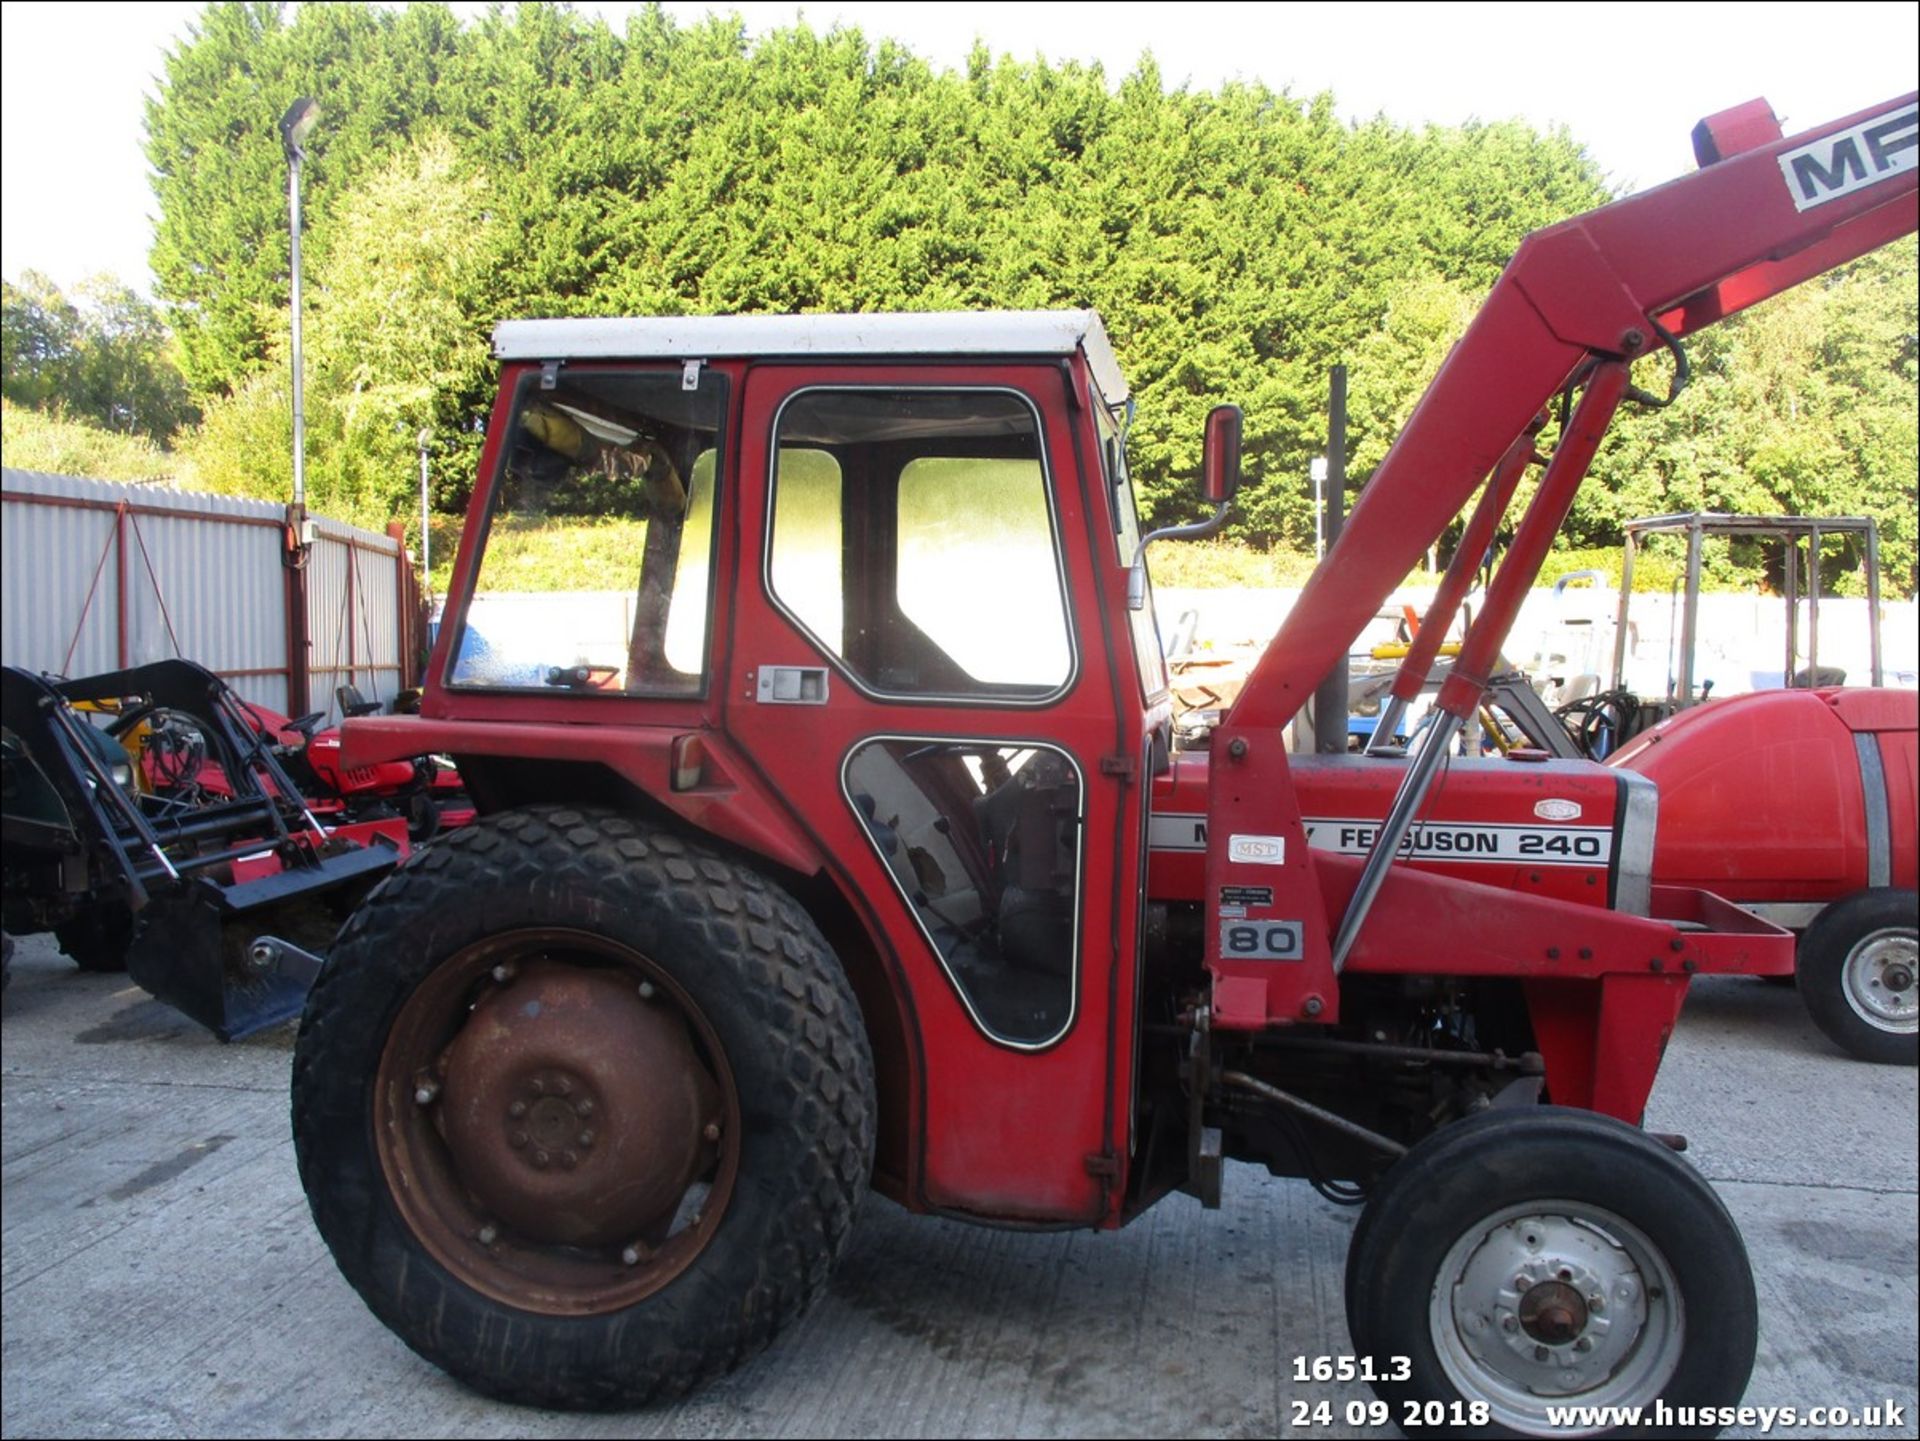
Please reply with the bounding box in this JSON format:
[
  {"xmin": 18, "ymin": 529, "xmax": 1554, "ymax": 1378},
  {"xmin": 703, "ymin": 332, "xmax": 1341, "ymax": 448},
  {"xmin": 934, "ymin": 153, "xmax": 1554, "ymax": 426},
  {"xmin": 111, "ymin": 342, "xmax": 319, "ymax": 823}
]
[
  {"xmin": 376, "ymin": 930, "xmax": 739, "ymax": 1315},
  {"xmin": 1518, "ymin": 1279, "xmax": 1590, "ymax": 1346}
]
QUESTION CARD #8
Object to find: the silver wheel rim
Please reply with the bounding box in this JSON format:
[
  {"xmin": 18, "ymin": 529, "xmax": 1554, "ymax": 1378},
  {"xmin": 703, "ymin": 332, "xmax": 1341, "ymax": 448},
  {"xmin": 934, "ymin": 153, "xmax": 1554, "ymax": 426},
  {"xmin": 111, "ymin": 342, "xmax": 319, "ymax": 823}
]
[
  {"xmin": 1841, "ymin": 928, "xmax": 1918, "ymax": 1034},
  {"xmin": 1431, "ymin": 1200, "xmax": 1683, "ymax": 1438}
]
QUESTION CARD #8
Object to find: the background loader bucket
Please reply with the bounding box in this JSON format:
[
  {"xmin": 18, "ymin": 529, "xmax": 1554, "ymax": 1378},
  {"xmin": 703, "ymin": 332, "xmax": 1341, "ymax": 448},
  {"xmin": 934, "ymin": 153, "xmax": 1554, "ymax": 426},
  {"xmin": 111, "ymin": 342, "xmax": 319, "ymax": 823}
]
[{"xmin": 124, "ymin": 843, "xmax": 396, "ymax": 1042}]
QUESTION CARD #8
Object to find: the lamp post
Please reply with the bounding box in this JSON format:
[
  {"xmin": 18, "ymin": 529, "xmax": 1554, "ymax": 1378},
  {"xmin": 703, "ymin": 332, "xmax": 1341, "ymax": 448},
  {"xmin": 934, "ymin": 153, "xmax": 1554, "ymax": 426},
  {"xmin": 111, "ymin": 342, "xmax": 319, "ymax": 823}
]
[
  {"xmin": 279, "ymin": 97, "xmax": 321, "ymax": 513},
  {"xmin": 1311, "ymin": 456, "xmax": 1328, "ymax": 561},
  {"xmin": 417, "ymin": 428, "xmax": 433, "ymax": 606}
]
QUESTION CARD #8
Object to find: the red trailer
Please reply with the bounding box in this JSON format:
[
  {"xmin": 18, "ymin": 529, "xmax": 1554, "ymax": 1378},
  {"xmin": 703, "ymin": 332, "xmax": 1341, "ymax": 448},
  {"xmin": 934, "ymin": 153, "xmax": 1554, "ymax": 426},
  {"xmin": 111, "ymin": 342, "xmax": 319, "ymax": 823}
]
[{"xmin": 290, "ymin": 93, "xmax": 1917, "ymax": 1434}]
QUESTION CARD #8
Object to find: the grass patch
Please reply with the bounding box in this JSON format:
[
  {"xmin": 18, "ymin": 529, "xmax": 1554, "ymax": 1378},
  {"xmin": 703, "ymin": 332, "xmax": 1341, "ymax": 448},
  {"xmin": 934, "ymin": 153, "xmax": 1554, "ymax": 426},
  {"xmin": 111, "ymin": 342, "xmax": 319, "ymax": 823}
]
[
  {"xmin": 428, "ymin": 512, "xmax": 647, "ymax": 594},
  {"xmin": 1, "ymin": 400, "xmax": 184, "ymax": 484}
]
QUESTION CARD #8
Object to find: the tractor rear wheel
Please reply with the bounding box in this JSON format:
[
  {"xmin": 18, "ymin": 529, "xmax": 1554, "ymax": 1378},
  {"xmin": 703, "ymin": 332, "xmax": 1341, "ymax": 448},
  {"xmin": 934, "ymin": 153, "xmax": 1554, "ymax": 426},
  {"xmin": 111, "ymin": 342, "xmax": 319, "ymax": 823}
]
[
  {"xmin": 1796, "ymin": 889, "xmax": 1918, "ymax": 1066},
  {"xmin": 1345, "ymin": 1107, "xmax": 1755, "ymax": 1439},
  {"xmin": 292, "ymin": 805, "xmax": 875, "ymax": 1409}
]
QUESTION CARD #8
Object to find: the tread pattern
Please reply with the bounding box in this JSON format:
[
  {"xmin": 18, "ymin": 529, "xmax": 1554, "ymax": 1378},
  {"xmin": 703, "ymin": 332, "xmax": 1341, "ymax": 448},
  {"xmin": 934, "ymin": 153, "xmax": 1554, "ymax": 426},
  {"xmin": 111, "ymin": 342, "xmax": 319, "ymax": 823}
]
[{"xmin": 292, "ymin": 805, "xmax": 876, "ymax": 1409}]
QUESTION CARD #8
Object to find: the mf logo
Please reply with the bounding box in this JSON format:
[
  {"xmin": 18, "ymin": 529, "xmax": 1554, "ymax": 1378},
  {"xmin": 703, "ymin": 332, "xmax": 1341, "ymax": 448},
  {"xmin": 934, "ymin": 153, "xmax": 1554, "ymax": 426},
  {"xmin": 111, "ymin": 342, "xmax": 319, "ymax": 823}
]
[{"xmin": 1778, "ymin": 105, "xmax": 1916, "ymax": 211}]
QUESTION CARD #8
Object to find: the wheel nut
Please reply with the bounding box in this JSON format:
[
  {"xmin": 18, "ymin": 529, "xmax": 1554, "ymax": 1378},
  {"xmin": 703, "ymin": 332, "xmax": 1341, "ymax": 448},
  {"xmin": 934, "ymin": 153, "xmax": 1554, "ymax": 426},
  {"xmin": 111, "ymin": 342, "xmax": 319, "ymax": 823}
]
[
  {"xmin": 553, "ymin": 1076, "xmax": 573, "ymax": 1096},
  {"xmin": 577, "ymin": 1130, "xmax": 595, "ymax": 1148},
  {"xmin": 491, "ymin": 962, "xmax": 516, "ymax": 983},
  {"xmin": 477, "ymin": 1224, "xmax": 498, "ymax": 1245},
  {"xmin": 532, "ymin": 1149, "xmax": 550, "ymax": 1169},
  {"xmin": 413, "ymin": 1082, "xmax": 438, "ymax": 1106},
  {"xmin": 561, "ymin": 1150, "xmax": 579, "ymax": 1170},
  {"xmin": 508, "ymin": 1129, "xmax": 528, "ymax": 1149},
  {"xmin": 530, "ymin": 1077, "xmax": 546, "ymax": 1095},
  {"xmin": 1575, "ymin": 1337, "xmax": 1593, "ymax": 1353},
  {"xmin": 574, "ymin": 1097, "xmax": 594, "ymax": 1118},
  {"xmin": 1589, "ymin": 1295, "xmax": 1605, "ymax": 1313},
  {"xmin": 638, "ymin": 980, "xmax": 657, "ymax": 1000},
  {"xmin": 1534, "ymin": 1344, "xmax": 1550, "ymax": 1362},
  {"xmin": 621, "ymin": 1242, "xmax": 650, "ymax": 1266},
  {"xmin": 1501, "ymin": 1316, "xmax": 1518, "ymax": 1333},
  {"xmin": 703, "ymin": 1121, "xmax": 722, "ymax": 1141},
  {"xmin": 508, "ymin": 1100, "xmax": 528, "ymax": 1118}
]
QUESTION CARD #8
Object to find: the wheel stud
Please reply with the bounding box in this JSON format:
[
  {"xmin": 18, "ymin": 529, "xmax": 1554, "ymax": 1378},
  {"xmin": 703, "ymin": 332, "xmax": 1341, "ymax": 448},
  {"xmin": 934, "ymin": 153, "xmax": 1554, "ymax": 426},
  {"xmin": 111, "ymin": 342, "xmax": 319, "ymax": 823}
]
[
  {"xmin": 414, "ymin": 1082, "xmax": 439, "ymax": 1106},
  {"xmin": 476, "ymin": 1224, "xmax": 498, "ymax": 1246},
  {"xmin": 491, "ymin": 962, "xmax": 517, "ymax": 984},
  {"xmin": 621, "ymin": 1241, "xmax": 653, "ymax": 1266},
  {"xmin": 703, "ymin": 1121, "xmax": 722, "ymax": 1141},
  {"xmin": 638, "ymin": 980, "xmax": 657, "ymax": 1000}
]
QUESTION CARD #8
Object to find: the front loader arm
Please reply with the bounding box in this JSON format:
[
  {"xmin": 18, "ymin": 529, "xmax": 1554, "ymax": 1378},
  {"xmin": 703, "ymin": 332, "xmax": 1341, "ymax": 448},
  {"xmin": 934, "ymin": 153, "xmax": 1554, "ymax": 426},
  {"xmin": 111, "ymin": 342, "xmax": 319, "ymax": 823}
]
[
  {"xmin": 1202, "ymin": 94, "xmax": 1916, "ymax": 1051},
  {"xmin": 1228, "ymin": 92, "xmax": 1916, "ymax": 731}
]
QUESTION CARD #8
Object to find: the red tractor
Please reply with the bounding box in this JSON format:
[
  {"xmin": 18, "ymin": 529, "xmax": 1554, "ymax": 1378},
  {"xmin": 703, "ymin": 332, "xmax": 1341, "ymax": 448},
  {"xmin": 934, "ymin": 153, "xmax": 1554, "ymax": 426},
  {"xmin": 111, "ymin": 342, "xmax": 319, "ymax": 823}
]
[{"xmin": 291, "ymin": 94, "xmax": 1917, "ymax": 1433}]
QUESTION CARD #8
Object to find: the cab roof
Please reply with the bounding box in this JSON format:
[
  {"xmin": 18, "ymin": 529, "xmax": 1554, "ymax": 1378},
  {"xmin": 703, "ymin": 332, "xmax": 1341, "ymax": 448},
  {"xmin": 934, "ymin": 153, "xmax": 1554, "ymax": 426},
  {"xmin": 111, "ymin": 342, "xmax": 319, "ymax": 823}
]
[{"xmin": 491, "ymin": 309, "xmax": 1128, "ymax": 404}]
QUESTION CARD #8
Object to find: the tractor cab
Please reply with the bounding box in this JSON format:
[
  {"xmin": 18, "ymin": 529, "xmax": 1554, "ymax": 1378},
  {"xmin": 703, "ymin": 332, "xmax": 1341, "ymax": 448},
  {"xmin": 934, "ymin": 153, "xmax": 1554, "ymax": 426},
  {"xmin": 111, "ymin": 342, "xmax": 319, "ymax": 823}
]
[{"xmin": 354, "ymin": 311, "xmax": 1180, "ymax": 1224}]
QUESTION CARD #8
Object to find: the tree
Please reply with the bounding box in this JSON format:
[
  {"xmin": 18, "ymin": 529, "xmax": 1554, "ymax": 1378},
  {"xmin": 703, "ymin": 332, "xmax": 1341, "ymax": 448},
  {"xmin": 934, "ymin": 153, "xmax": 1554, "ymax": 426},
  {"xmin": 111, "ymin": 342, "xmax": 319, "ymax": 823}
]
[{"xmin": 0, "ymin": 271, "xmax": 195, "ymax": 441}]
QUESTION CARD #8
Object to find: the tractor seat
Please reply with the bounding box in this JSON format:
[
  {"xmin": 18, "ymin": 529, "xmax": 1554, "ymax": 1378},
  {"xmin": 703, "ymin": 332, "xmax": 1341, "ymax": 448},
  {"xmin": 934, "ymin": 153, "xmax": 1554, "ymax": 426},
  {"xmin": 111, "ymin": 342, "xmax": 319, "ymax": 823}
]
[{"xmin": 335, "ymin": 684, "xmax": 384, "ymax": 719}]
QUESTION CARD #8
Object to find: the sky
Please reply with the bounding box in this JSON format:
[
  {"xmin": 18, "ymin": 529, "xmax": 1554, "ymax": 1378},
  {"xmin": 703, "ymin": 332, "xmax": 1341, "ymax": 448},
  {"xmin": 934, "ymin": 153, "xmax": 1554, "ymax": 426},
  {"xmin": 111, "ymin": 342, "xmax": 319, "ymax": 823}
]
[{"xmin": 2, "ymin": 0, "xmax": 1916, "ymax": 296}]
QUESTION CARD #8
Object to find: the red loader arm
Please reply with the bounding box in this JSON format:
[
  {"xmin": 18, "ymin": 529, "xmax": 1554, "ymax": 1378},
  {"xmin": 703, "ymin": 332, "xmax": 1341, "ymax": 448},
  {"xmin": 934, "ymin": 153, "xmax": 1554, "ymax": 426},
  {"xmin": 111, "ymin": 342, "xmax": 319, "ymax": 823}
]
[{"xmin": 1203, "ymin": 94, "xmax": 1917, "ymax": 1060}]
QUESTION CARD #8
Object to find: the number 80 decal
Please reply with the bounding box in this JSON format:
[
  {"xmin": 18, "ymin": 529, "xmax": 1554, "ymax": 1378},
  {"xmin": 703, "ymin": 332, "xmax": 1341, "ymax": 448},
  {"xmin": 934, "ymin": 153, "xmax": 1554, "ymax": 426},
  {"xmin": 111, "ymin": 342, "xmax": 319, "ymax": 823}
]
[{"xmin": 1219, "ymin": 920, "xmax": 1303, "ymax": 960}]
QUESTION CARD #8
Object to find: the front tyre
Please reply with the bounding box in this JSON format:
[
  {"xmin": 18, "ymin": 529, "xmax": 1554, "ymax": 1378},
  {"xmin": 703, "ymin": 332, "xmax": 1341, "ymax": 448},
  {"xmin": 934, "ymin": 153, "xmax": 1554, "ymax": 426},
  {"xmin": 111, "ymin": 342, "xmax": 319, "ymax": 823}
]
[
  {"xmin": 1796, "ymin": 889, "xmax": 1917, "ymax": 1066},
  {"xmin": 292, "ymin": 806, "xmax": 876, "ymax": 1409},
  {"xmin": 1345, "ymin": 1107, "xmax": 1755, "ymax": 1439}
]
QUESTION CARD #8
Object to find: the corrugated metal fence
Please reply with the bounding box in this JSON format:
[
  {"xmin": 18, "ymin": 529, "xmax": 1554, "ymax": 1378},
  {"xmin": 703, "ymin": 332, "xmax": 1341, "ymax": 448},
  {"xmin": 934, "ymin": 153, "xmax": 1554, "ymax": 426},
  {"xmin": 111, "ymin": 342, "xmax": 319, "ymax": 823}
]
[{"xmin": 2, "ymin": 469, "xmax": 423, "ymax": 722}]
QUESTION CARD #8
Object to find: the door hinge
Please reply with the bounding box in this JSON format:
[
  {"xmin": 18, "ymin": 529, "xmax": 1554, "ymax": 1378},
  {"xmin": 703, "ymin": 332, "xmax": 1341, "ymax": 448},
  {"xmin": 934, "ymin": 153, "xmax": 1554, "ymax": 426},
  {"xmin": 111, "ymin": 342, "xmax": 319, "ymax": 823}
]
[
  {"xmin": 1083, "ymin": 1150, "xmax": 1120, "ymax": 1179},
  {"xmin": 1099, "ymin": 754, "xmax": 1138, "ymax": 782}
]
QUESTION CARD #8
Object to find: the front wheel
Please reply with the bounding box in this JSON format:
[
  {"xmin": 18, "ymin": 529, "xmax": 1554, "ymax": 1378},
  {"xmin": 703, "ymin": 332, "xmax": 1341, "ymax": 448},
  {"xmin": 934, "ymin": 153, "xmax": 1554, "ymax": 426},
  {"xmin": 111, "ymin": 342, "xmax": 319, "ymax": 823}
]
[
  {"xmin": 1345, "ymin": 1107, "xmax": 1756, "ymax": 1439},
  {"xmin": 292, "ymin": 806, "xmax": 876, "ymax": 1409},
  {"xmin": 1796, "ymin": 889, "xmax": 1917, "ymax": 1066}
]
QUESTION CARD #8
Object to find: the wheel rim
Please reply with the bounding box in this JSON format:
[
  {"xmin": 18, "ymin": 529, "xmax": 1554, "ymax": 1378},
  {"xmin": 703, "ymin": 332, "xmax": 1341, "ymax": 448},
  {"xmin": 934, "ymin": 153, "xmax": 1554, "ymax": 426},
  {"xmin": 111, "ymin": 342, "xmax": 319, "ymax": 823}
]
[
  {"xmin": 1840, "ymin": 927, "xmax": 1918, "ymax": 1035},
  {"xmin": 374, "ymin": 927, "xmax": 740, "ymax": 1316},
  {"xmin": 1430, "ymin": 1200, "xmax": 1683, "ymax": 1436}
]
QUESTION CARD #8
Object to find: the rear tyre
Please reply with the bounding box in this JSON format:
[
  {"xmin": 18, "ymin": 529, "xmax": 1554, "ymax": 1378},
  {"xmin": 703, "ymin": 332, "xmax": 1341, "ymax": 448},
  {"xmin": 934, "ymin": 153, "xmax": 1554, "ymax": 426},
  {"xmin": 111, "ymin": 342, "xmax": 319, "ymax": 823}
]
[
  {"xmin": 1796, "ymin": 889, "xmax": 1918, "ymax": 1066},
  {"xmin": 1345, "ymin": 1107, "xmax": 1756, "ymax": 1439},
  {"xmin": 292, "ymin": 805, "xmax": 876, "ymax": 1409},
  {"xmin": 54, "ymin": 906, "xmax": 134, "ymax": 972}
]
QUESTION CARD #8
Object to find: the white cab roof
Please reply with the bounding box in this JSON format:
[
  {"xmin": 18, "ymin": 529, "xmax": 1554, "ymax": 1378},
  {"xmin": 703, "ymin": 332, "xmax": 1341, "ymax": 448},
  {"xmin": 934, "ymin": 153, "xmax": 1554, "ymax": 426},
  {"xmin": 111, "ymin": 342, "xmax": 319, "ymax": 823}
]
[{"xmin": 492, "ymin": 309, "xmax": 1128, "ymax": 403}]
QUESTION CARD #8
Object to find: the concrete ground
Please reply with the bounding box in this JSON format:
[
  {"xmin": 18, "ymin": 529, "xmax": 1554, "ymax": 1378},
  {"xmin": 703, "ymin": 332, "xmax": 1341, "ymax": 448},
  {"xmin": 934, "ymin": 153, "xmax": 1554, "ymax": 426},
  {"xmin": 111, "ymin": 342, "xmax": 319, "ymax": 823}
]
[{"xmin": 2, "ymin": 933, "xmax": 1914, "ymax": 1440}]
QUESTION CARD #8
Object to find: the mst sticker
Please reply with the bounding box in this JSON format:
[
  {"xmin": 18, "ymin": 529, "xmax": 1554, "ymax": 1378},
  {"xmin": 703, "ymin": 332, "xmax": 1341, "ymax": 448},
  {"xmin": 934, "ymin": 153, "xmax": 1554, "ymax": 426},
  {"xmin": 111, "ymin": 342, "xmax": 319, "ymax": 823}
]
[
  {"xmin": 1219, "ymin": 918, "xmax": 1304, "ymax": 961},
  {"xmin": 1228, "ymin": 833, "xmax": 1286, "ymax": 865},
  {"xmin": 1307, "ymin": 818, "xmax": 1612, "ymax": 865},
  {"xmin": 1534, "ymin": 798, "xmax": 1582, "ymax": 821},
  {"xmin": 1778, "ymin": 104, "xmax": 1916, "ymax": 212}
]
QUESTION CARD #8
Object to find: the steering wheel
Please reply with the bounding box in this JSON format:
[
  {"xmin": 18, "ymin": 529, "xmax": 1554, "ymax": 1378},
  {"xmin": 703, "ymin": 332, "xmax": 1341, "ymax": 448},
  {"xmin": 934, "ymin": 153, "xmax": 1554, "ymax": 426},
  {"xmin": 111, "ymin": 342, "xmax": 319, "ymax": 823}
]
[{"xmin": 285, "ymin": 711, "xmax": 327, "ymax": 742}]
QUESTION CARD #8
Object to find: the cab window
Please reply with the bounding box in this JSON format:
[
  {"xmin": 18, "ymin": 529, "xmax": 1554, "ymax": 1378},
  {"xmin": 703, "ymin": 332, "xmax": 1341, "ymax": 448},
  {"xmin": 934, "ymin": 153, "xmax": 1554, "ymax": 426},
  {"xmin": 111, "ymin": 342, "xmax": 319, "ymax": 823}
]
[
  {"xmin": 767, "ymin": 388, "xmax": 1072, "ymax": 700},
  {"xmin": 448, "ymin": 369, "xmax": 728, "ymax": 695}
]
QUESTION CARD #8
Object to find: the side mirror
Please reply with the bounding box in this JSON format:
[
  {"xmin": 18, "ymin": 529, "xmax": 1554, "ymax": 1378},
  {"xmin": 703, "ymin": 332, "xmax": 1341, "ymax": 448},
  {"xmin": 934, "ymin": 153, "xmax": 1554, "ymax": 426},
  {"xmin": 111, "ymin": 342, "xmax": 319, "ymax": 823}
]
[
  {"xmin": 1202, "ymin": 404, "xmax": 1242, "ymax": 504},
  {"xmin": 1128, "ymin": 403, "xmax": 1243, "ymax": 612}
]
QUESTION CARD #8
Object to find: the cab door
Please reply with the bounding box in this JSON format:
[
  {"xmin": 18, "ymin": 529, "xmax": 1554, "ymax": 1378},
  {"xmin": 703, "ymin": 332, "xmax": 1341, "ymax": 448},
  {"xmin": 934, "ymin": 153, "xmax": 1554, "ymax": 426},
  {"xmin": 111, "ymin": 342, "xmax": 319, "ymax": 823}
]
[{"xmin": 723, "ymin": 362, "xmax": 1147, "ymax": 1225}]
